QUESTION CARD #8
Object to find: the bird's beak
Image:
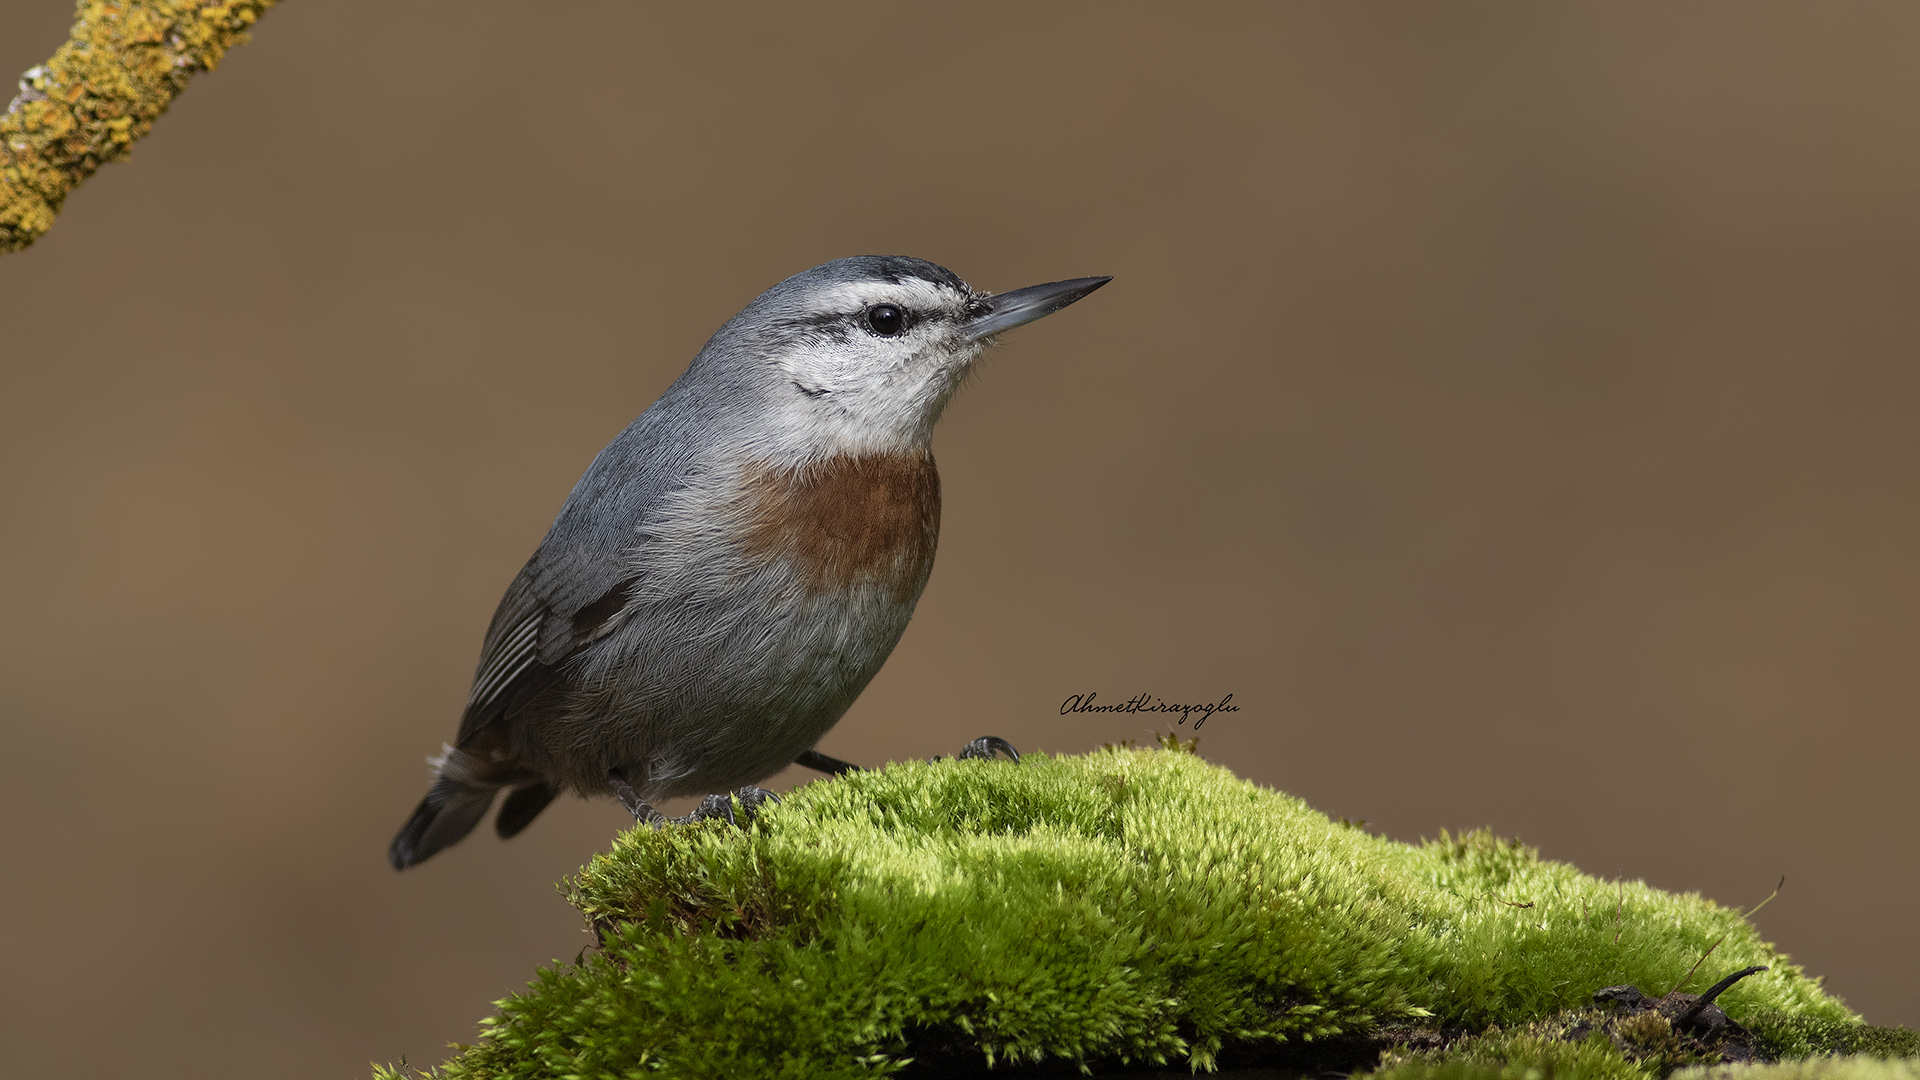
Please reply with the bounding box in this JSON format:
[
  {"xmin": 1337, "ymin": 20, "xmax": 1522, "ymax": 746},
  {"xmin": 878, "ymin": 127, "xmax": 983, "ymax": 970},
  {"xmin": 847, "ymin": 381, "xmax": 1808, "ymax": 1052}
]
[{"xmin": 962, "ymin": 276, "xmax": 1112, "ymax": 343}]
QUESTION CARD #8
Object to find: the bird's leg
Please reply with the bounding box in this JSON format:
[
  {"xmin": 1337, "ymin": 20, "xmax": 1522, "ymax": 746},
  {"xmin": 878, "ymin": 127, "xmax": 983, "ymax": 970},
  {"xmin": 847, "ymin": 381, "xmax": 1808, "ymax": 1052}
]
[
  {"xmin": 607, "ymin": 768, "xmax": 666, "ymax": 825},
  {"xmin": 795, "ymin": 748, "xmax": 862, "ymax": 776},
  {"xmin": 672, "ymin": 786, "xmax": 781, "ymax": 827},
  {"xmin": 954, "ymin": 736, "xmax": 1021, "ymax": 763}
]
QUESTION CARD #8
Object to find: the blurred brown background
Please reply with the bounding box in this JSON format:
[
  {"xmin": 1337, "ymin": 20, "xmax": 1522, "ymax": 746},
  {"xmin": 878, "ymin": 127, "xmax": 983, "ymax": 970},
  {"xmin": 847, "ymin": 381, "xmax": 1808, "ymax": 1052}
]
[{"xmin": 2, "ymin": 2, "xmax": 1915, "ymax": 1074}]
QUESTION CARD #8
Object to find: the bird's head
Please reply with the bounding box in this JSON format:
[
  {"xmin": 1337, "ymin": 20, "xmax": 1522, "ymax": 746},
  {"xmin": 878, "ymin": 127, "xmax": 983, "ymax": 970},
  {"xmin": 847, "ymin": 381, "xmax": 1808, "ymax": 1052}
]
[{"xmin": 695, "ymin": 256, "xmax": 1109, "ymax": 461}]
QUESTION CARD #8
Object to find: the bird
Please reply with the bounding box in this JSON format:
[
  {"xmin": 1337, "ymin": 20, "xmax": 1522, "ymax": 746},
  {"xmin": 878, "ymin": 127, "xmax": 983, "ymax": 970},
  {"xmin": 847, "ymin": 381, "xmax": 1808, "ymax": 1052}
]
[{"xmin": 389, "ymin": 256, "xmax": 1110, "ymax": 869}]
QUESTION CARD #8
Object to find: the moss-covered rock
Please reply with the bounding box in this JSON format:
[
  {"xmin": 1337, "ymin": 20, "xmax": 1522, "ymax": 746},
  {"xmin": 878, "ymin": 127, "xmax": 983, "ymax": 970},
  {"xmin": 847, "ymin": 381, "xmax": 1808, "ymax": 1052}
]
[{"xmin": 380, "ymin": 743, "xmax": 1909, "ymax": 1078}]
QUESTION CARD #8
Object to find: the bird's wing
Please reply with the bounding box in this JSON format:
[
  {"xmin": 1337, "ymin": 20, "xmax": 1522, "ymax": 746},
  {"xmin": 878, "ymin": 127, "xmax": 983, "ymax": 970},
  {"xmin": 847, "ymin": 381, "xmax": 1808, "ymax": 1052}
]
[
  {"xmin": 451, "ymin": 567, "xmax": 644, "ymax": 746},
  {"xmin": 452, "ymin": 401, "xmax": 706, "ymax": 747}
]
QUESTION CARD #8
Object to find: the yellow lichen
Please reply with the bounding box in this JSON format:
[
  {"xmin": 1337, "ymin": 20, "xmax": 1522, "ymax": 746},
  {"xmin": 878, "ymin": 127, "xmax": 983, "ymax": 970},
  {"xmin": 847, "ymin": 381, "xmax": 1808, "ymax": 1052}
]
[{"xmin": 1, "ymin": 0, "xmax": 278, "ymax": 254}]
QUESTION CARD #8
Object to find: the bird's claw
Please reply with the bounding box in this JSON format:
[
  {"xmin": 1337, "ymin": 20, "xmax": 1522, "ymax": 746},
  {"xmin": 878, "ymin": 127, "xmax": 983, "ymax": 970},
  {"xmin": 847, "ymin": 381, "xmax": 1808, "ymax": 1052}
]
[
  {"xmin": 674, "ymin": 786, "xmax": 780, "ymax": 827},
  {"xmin": 942, "ymin": 735, "xmax": 1022, "ymax": 764}
]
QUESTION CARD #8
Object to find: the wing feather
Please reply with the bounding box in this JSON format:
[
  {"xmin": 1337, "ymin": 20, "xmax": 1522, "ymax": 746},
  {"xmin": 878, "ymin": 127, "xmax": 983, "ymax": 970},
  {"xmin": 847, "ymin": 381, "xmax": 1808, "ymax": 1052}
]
[
  {"xmin": 449, "ymin": 383, "xmax": 714, "ymax": 747},
  {"xmin": 468, "ymin": 610, "xmax": 541, "ymax": 709}
]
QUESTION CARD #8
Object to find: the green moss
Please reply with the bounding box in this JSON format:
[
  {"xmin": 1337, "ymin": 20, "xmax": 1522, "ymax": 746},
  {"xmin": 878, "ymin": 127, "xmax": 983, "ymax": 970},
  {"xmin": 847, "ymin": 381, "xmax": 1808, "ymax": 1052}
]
[
  {"xmin": 389, "ymin": 746, "xmax": 1875, "ymax": 1078},
  {"xmin": 1365, "ymin": 1052, "xmax": 1920, "ymax": 1080},
  {"xmin": 2, "ymin": 1, "xmax": 278, "ymax": 253},
  {"xmin": 1371, "ymin": 1028, "xmax": 1649, "ymax": 1080},
  {"xmin": 1745, "ymin": 1014, "xmax": 1920, "ymax": 1062},
  {"xmin": 1360, "ymin": 1012, "xmax": 1918, "ymax": 1080},
  {"xmin": 1675, "ymin": 1059, "xmax": 1920, "ymax": 1080},
  {"xmin": 1362, "ymin": 1057, "xmax": 1920, "ymax": 1080},
  {"xmin": 1357, "ymin": 993, "xmax": 1916, "ymax": 1080}
]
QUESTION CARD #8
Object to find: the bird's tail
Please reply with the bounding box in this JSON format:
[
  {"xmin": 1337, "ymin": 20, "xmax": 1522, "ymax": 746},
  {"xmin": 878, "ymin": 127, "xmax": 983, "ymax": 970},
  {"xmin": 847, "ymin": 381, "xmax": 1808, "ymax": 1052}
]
[{"xmin": 389, "ymin": 746, "xmax": 500, "ymax": 870}]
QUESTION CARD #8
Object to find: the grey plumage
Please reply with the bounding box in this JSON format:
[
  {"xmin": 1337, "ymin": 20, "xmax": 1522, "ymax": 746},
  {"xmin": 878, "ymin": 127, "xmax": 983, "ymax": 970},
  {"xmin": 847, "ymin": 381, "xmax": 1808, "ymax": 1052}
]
[{"xmin": 391, "ymin": 256, "xmax": 1108, "ymax": 869}]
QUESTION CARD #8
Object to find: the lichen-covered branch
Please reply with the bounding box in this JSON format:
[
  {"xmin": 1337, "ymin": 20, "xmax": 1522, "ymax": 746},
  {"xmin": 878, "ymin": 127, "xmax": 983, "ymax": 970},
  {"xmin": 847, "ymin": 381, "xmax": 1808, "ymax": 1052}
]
[{"xmin": 1, "ymin": 0, "xmax": 277, "ymax": 254}]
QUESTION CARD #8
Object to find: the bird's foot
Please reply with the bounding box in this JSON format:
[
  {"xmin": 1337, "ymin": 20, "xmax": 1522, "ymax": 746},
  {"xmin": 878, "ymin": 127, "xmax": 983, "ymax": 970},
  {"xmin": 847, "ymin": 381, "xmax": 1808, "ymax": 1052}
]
[
  {"xmin": 933, "ymin": 735, "xmax": 1022, "ymax": 764},
  {"xmin": 611, "ymin": 768, "xmax": 780, "ymax": 829},
  {"xmin": 672, "ymin": 786, "xmax": 781, "ymax": 828},
  {"xmin": 608, "ymin": 768, "xmax": 665, "ymax": 825}
]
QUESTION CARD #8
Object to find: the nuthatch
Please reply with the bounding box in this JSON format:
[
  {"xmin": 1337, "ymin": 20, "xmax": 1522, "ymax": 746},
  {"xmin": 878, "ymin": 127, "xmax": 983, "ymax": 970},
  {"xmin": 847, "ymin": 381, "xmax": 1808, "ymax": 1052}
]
[{"xmin": 390, "ymin": 257, "xmax": 1109, "ymax": 868}]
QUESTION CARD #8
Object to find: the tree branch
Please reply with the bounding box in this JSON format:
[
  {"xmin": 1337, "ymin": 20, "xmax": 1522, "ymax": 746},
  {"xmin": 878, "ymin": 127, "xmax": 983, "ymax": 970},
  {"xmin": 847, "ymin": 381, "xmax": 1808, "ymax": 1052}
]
[{"xmin": 2, "ymin": 0, "xmax": 277, "ymax": 254}]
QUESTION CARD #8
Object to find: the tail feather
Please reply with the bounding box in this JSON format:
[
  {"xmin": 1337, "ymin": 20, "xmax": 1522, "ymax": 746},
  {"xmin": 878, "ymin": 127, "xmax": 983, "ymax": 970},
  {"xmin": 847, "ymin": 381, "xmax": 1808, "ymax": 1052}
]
[
  {"xmin": 389, "ymin": 777, "xmax": 498, "ymax": 870},
  {"xmin": 495, "ymin": 782, "xmax": 558, "ymax": 839}
]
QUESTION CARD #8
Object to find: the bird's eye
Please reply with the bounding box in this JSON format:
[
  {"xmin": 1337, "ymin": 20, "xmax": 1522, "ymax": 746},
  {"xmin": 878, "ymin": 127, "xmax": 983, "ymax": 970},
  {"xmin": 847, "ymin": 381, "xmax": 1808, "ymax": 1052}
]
[{"xmin": 864, "ymin": 304, "xmax": 908, "ymax": 337}]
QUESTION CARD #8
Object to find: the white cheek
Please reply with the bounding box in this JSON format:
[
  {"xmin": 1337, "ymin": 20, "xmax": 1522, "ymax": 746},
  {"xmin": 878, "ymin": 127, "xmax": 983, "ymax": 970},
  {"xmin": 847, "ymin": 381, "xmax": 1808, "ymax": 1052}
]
[
  {"xmin": 769, "ymin": 337, "xmax": 982, "ymax": 460},
  {"xmin": 782, "ymin": 338, "xmax": 895, "ymax": 392}
]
